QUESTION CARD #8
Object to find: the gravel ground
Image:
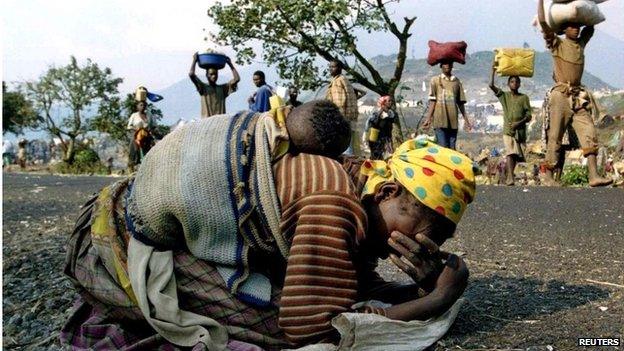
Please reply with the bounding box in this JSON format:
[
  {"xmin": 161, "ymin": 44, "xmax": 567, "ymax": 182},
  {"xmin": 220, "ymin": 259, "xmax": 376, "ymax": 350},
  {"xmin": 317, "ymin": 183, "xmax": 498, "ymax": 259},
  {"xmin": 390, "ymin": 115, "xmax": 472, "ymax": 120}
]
[{"xmin": 3, "ymin": 172, "xmax": 623, "ymax": 350}]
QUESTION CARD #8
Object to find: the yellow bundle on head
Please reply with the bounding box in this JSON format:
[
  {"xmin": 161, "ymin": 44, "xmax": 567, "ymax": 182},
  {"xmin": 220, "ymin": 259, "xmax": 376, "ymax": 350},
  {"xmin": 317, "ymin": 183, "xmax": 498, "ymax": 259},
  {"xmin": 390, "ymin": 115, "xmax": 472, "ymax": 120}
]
[
  {"xmin": 361, "ymin": 139, "xmax": 476, "ymax": 224},
  {"xmin": 494, "ymin": 48, "xmax": 535, "ymax": 77}
]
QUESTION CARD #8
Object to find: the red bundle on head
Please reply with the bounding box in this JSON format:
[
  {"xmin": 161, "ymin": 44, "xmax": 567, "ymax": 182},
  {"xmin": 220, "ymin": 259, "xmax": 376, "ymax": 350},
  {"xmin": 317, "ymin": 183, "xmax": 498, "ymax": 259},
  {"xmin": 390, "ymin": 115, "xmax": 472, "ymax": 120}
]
[{"xmin": 427, "ymin": 41, "xmax": 468, "ymax": 66}]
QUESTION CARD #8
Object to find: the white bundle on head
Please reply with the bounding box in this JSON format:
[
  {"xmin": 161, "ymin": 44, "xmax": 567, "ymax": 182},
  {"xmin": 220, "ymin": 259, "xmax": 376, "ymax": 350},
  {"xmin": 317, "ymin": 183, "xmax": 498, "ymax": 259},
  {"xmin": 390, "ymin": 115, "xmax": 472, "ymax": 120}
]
[
  {"xmin": 534, "ymin": 0, "xmax": 607, "ymax": 33},
  {"xmin": 551, "ymin": 0, "xmax": 608, "ymax": 3}
]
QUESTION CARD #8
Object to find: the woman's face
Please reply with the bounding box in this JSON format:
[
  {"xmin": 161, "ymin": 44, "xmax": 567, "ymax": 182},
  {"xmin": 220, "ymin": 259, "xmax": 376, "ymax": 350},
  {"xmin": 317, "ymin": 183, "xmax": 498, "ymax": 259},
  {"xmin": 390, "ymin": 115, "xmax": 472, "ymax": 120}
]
[
  {"xmin": 137, "ymin": 102, "xmax": 146, "ymax": 112},
  {"xmin": 364, "ymin": 183, "xmax": 454, "ymax": 258}
]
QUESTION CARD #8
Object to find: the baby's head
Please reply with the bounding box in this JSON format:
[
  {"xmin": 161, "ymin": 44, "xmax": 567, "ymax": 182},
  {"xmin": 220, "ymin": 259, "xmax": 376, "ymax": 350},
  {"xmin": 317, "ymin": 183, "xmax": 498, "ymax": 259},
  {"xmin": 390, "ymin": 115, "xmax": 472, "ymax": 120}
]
[{"xmin": 286, "ymin": 100, "xmax": 351, "ymax": 158}]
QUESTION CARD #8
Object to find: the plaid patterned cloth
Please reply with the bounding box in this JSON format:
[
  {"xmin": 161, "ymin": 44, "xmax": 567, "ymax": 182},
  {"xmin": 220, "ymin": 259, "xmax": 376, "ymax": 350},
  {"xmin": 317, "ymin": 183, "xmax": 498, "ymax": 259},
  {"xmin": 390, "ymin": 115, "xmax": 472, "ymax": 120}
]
[
  {"xmin": 326, "ymin": 75, "xmax": 358, "ymax": 121},
  {"xmin": 61, "ymin": 179, "xmax": 289, "ymax": 351}
]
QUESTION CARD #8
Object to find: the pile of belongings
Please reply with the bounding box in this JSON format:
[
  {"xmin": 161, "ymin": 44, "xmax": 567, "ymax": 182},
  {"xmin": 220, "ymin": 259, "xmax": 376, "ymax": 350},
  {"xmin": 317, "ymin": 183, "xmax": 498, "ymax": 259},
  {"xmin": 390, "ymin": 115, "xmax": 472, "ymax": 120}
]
[{"xmin": 427, "ymin": 41, "xmax": 467, "ymax": 65}]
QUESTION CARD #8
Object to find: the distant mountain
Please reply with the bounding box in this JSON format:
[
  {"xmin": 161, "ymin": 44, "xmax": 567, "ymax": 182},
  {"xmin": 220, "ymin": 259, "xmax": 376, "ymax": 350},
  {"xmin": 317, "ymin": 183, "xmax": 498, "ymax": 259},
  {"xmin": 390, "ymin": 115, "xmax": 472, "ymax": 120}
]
[
  {"xmin": 154, "ymin": 64, "xmax": 283, "ymax": 125},
  {"xmin": 371, "ymin": 50, "xmax": 614, "ymax": 104},
  {"xmin": 153, "ymin": 79, "xmax": 201, "ymax": 124},
  {"xmin": 153, "ymin": 50, "xmax": 614, "ymax": 124},
  {"xmin": 367, "ymin": 0, "xmax": 624, "ymax": 88},
  {"xmin": 152, "ymin": 0, "xmax": 624, "ymax": 124},
  {"xmin": 599, "ymin": 92, "xmax": 624, "ymax": 116},
  {"xmin": 583, "ymin": 30, "xmax": 624, "ymax": 88}
]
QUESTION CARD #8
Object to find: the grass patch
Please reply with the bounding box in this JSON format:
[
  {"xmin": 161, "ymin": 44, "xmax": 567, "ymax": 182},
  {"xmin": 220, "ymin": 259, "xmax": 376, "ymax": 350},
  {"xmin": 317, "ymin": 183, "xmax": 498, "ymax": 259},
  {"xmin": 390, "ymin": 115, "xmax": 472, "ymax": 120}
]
[{"xmin": 560, "ymin": 165, "xmax": 589, "ymax": 187}]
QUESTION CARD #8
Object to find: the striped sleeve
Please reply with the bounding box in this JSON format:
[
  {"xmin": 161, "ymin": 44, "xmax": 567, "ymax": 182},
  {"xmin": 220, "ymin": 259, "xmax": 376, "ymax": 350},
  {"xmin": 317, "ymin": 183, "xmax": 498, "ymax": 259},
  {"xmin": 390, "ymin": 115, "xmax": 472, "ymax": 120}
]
[{"xmin": 278, "ymin": 191, "xmax": 366, "ymax": 345}]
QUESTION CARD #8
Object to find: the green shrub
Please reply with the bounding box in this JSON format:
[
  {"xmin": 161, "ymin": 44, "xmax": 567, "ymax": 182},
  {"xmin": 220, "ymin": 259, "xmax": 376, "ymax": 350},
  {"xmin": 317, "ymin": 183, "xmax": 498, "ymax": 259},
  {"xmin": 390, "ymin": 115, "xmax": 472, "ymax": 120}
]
[
  {"xmin": 75, "ymin": 148, "xmax": 100, "ymax": 165},
  {"xmin": 560, "ymin": 164, "xmax": 589, "ymax": 186},
  {"xmin": 54, "ymin": 147, "xmax": 108, "ymax": 175}
]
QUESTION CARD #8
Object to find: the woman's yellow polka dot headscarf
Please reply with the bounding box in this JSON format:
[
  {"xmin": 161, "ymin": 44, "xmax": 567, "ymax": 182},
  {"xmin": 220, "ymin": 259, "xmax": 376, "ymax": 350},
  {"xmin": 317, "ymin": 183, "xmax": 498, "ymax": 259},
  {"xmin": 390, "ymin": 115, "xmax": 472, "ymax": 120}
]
[{"xmin": 361, "ymin": 139, "xmax": 476, "ymax": 224}]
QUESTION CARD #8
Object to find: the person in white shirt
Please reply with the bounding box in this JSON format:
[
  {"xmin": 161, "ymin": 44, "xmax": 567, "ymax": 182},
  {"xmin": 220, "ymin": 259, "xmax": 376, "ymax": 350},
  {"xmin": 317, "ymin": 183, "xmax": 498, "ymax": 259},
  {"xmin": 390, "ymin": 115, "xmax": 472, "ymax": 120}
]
[{"xmin": 127, "ymin": 100, "xmax": 154, "ymax": 173}]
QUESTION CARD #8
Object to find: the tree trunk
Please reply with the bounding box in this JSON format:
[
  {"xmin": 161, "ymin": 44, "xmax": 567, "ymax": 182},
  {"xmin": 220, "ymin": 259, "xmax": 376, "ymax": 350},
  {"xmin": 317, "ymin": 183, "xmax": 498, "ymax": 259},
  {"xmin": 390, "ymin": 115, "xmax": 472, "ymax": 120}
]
[
  {"xmin": 392, "ymin": 118, "xmax": 405, "ymax": 148},
  {"xmin": 63, "ymin": 138, "xmax": 76, "ymax": 164},
  {"xmin": 388, "ymin": 89, "xmax": 405, "ymax": 149}
]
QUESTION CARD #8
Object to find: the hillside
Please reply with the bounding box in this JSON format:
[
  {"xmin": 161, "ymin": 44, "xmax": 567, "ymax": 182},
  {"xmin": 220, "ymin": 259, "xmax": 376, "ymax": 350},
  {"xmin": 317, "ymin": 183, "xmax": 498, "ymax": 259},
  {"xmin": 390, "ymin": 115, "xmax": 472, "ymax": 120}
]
[
  {"xmin": 153, "ymin": 50, "xmax": 614, "ymax": 124},
  {"xmin": 154, "ymin": 64, "xmax": 281, "ymax": 124},
  {"xmin": 372, "ymin": 51, "xmax": 614, "ymax": 104},
  {"xmin": 598, "ymin": 92, "xmax": 624, "ymax": 116},
  {"xmin": 355, "ymin": 0, "xmax": 624, "ymax": 89}
]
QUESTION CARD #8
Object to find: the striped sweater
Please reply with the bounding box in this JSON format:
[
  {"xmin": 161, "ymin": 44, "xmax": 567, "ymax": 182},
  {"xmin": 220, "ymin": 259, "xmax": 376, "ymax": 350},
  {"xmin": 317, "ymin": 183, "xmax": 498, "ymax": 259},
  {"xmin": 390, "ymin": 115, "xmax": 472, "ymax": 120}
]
[{"xmin": 274, "ymin": 153, "xmax": 370, "ymax": 344}]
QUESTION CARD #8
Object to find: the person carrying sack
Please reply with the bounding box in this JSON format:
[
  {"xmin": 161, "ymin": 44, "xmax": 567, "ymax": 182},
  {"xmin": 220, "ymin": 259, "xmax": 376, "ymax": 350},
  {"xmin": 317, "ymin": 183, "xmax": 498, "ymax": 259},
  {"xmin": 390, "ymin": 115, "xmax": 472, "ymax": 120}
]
[{"xmin": 537, "ymin": 0, "xmax": 612, "ymax": 187}]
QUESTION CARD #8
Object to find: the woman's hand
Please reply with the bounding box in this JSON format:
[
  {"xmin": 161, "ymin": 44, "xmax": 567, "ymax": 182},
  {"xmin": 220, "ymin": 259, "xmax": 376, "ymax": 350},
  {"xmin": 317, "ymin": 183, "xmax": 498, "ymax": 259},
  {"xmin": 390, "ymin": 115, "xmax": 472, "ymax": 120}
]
[
  {"xmin": 387, "ymin": 231, "xmax": 444, "ymax": 292},
  {"xmin": 383, "ymin": 241, "xmax": 469, "ymax": 322}
]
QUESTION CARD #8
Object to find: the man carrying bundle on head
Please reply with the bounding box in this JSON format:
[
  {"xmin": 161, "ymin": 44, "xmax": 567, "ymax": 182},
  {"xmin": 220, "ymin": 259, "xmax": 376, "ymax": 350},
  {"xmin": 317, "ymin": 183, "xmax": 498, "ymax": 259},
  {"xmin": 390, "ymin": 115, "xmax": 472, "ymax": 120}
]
[
  {"xmin": 190, "ymin": 51, "xmax": 240, "ymax": 118},
  {"xmin": 537, "ymin": 0, "xmax": 612, "ymax": 187},
  {"xmin": 422, "ymin": 41, "xmax": 473, "ymax": 150},
  {"xmin": 489, "ymin": 48, "xmax": 534, "ymax": 186}
]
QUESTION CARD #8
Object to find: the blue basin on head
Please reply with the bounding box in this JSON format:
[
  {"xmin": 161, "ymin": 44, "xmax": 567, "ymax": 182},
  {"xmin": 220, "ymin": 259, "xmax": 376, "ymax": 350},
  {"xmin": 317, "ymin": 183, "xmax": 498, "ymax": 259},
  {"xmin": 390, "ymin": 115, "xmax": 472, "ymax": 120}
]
[{"xmin": 198, "ymin": 53, "xmax": 227, "ymax": 70}]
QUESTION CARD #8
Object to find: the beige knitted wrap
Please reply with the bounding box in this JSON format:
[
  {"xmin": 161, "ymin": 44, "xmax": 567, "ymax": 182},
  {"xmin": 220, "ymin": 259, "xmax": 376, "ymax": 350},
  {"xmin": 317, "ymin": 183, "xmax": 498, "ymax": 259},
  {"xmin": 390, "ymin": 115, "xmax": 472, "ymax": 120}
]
[{"xmin": 126, "ymin": 111, "xmax": 286, "ymax": 304}]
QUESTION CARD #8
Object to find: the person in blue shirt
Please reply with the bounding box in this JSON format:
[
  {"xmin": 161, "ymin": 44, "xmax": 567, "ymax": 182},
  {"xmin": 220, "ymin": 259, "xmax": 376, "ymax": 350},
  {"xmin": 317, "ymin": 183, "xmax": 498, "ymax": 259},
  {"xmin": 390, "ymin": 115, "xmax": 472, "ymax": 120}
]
[{"xmin": 248, "ymin": 71, "xmax": 273, "ymax": 113}]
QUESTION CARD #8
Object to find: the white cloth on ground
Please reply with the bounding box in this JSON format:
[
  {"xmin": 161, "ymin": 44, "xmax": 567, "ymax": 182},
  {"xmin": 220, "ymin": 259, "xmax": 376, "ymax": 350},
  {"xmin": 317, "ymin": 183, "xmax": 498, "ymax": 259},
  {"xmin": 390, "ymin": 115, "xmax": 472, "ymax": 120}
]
[{"xmin": 286, "ymin": 298, "xmax": 464, "ymax": 351}]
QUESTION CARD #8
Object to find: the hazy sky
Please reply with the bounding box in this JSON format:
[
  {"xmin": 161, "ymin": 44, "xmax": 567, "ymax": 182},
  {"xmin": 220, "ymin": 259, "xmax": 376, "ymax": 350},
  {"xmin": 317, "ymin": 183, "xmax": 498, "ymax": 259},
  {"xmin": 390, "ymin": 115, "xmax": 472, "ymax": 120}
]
[
  {"xmin": 3, "ymin": 0, "xmax": 217, "ymax": 91},
  {"xmin": 3, "ymin": 0, "xmax": 623, "ymax": 92}
]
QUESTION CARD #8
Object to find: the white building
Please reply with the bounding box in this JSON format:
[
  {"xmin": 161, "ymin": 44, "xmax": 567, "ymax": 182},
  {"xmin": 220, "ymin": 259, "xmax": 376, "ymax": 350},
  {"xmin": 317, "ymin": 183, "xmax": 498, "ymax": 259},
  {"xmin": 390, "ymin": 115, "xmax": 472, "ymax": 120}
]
[{"xmin": 358, "ymin": 101, "xmax": 376, "ymax": 114}]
